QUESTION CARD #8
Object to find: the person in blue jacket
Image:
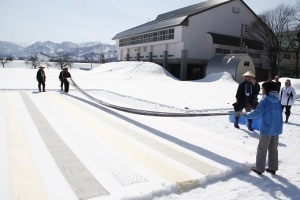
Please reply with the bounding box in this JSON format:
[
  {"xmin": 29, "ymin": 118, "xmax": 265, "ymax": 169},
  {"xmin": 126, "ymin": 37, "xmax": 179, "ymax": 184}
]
[{"xmin": 245, "ymin": 81, "xmax": 283, "ymax": 175}]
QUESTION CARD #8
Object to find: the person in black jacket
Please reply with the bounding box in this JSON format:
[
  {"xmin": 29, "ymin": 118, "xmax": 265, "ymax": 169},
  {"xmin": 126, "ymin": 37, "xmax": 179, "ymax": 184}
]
[
  {"xmin": 36, "ymin": 66, "xmax": 46, "ymax": 92},
  {"xmin": 58, "ymin": 69, "xmax": 64, "ymax": 91},
  {"xmin": 274, "ymin": 76, "xmax": 281, "ymax": 93},
  {"xmin": 252, "ymin": 76, "xmax": 260, "ymax": 109},
  {"xmin": 62, "ymin": 67, "xmax": 72, "ymax": 93},
  {"xmin": 234, "ymin": 71, "xmax": 256, "ymax": 131}
]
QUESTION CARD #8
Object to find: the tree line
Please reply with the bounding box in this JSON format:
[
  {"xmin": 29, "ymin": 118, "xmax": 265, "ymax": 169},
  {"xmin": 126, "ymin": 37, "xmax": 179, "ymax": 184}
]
[{"xmin": 247, "ymin": 1, "xmax": 300, "ymax": 78}]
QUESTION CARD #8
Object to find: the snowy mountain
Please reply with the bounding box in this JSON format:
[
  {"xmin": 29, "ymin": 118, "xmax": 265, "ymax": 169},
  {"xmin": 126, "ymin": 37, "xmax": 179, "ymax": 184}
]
[{"xmin": 0, "ymin": 40, "xmax": 117, "ymax": 62}]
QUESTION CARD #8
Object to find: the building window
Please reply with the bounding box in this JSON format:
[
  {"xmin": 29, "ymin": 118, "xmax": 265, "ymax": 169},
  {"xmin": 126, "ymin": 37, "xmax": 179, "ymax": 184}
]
[
  {"xmin": 248, "ymin": 52, "xmax": 261, "ymax": 58},
  {"xmin": 232, "ymin": 7, "xmax": 240, "ymax": 13},
  {"xmin": 119, "ymin": 28, "xmax": 175, "ymax": 47},
  {"xmin": 244, "ymin": 61, "xmax": 250, "ymax": 66},
  {"xmin": 215, "ymin": 48, "xmax": 230, "ymax": 54}
]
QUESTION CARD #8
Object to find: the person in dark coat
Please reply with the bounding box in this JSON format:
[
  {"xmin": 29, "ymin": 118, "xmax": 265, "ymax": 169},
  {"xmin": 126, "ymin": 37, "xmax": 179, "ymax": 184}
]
[
  {"xmin": 252, "ymin": 76, "xmax": 260, "ymax": 109},
  {"xmin": 62, "ymin": 67, "xmax": 72, "ymax": 93},
  {"xmin": 234, "ymin": 71, "xmax": 256, "ymax": 131},
  {"xmin": 274, "ymin": 76, "xmax": 281, "ymax": 93},
  {"xmin": 36, "ymin": 66, "xmax": 46, "ymax": 92},
  {"xmin": 58, "ymin": 69, "xmax": 64, "ymax": 91}
]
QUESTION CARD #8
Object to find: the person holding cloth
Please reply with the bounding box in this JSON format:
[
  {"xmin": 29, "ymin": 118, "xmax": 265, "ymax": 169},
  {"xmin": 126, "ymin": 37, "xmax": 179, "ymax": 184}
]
[
  {"xmin": 62, "ymin": 67, "xmax": 72, "ymax": 93},
  {"xmin": 36, "ymin": 65, "xmax": 46, "ymax": 92},
  {"xmin": 280, "ymin": 79, "xmax": 297, "ymax": 123},
  {"xmin": 233, "ymin": 71, "xmax": 256, "ymax": 131},
  {"xmin": 245, "ymin": 81, "xmax": 283, "ymax": 175}
]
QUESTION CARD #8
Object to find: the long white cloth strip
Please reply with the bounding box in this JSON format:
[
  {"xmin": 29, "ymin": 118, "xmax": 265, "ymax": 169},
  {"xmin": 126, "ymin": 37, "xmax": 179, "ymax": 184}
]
[
  {"xmin": 20, "ymin": 92, "xmax": 109, "ymax": 199},
  {"xmin": 4, "ymin": 92, "xmax": 48, "ymax": 200}
]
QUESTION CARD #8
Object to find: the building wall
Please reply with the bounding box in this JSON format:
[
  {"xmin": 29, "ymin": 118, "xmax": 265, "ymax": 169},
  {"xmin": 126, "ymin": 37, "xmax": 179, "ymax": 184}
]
[
  {"xmin": 116, "ymin": 1, "xmax": 259, "ymax": 62},
  {"xmin": 182, "ymin": 1, "xmax": 258, "ymax": 60},
  {"xmin": 117, "ymin": 26, "xmax": 185, "ymax": 60},
  {"xmin": 113, "ymin": 1, "xmax": 270, "ymax": 80}
]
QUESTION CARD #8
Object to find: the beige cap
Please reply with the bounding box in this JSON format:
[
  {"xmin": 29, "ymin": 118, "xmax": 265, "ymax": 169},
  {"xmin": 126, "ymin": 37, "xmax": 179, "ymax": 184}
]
[{"xmin": 242, "ymin": 71, "xmax": 255, "ymax": 77}]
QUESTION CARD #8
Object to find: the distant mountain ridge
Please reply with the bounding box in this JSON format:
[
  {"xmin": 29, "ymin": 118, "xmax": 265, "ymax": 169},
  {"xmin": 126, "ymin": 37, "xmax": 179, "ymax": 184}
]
[{"xmin": 0, "ymin": 40, "xmax": 117, "ymax": 62}]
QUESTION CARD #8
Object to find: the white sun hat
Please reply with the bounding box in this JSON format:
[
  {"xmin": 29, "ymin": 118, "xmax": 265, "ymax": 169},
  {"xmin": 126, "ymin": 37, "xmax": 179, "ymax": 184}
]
[{"xmin": 242, "ymin": 71, "xmax": 255, "ymax": 77}]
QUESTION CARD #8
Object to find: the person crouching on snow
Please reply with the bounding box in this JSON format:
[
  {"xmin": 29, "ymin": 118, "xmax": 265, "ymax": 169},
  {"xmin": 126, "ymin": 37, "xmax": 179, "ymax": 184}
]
[{"xmin": 245, "ymin": 81, "xmax": 283, "ymax": 175}]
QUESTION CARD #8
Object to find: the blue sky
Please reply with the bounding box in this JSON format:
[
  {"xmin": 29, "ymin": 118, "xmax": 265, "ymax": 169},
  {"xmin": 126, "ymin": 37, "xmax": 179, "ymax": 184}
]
[{"xmin": 0, "ymin": 0, "xmax": 297, "ymax": 45}]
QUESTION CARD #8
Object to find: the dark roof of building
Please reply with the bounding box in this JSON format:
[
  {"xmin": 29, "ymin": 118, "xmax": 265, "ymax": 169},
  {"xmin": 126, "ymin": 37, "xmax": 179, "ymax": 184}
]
[
  {"xmin": 112, "ymin": 0, "xmax": 234, "ymax": 40},
  {"xmin": 208, "ymin": 32, "xmax": 263, "ymax": 50}
]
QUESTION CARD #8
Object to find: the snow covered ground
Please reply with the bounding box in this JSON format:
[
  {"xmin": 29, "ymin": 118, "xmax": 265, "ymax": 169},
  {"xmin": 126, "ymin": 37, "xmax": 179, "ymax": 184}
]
[{"xmin": 0, "ymin": 61, "xmax": 299, "ymax": 200}]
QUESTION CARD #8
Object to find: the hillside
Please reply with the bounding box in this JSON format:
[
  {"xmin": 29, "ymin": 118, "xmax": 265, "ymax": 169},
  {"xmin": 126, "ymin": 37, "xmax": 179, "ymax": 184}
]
[{"xmin": 0, "ymin": 40, "xmax": 117, "ymax": 62}]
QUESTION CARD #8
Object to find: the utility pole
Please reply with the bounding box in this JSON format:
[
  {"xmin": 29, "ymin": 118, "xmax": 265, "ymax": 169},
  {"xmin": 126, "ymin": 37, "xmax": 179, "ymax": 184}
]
[{"xmin": 240, "ymin": 24, "xmax": 248, "ymax": 53}]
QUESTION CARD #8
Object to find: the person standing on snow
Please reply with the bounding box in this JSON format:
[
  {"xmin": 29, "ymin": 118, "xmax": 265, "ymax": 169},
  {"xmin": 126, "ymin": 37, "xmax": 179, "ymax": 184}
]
[
  {"xmin": 62, "ymin": 67, "xmax": 72, "ymax": 93},
  {"xmin": 36, "ymin": 65, "xmax": 46, "ymax": 92},
  {"xmin": 245, "ymin": 81, "xmax": 283, "ymax": 175},
  {"xmin": 274, "ymin": 76, "xmax": 281, "ymax": 93},
  {"xmin": 252, "ymin": 76, "xmax": 260, "ymax": 109},
  {"xmin": 58, "ymin": 69, "xmax": 64, "ymax": 91},
  {"xmin": 280, "ymin": 79, "xmax": 297, "ymax": 123},
  {"xmin": 233, "ymin": 71, "xmax": 256, "ymax": 131}
]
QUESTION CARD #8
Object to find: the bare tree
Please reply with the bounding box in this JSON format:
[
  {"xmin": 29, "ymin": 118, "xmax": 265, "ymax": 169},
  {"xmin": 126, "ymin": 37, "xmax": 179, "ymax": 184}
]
[
  {"xmin": 25, "ymin": 53, "xmax": 41, "ymax": 69},
  {"xmin": 0, "ymin": 56, "xmax": 13, "ymax": 68},
  {"xmin": 53, "ymin": 53, "xmax": 73, "ymax": 70},
  {"xmin": 247, "ymin": 3, "xmax": 295, "ymax": 77},
  {"xmin": 287, "ymin": 0, "xmax": 300, "ymax": 78}
]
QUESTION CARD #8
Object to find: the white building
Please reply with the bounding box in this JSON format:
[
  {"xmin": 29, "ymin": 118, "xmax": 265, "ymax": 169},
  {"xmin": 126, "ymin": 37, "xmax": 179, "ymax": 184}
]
[{"xmin": 112, "ymin": 0, "xmax": 265, "ymax": 80}]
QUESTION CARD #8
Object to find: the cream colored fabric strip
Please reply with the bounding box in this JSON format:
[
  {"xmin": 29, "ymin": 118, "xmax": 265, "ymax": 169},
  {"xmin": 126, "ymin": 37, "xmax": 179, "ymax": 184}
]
[
  {"xmin": 20, "ymin": 92, "xmax": 109, "ymax": 199},
  {"xmin": 0, "ymin": 93, "xmax": 10, "ymax": 200},
  {"xmin": 4, "ymin": 92, "xmax": 48, "ymax": 200},
  {"xmin": 49, "ymin": 92, "xmax": 221, "ymax": 192}
]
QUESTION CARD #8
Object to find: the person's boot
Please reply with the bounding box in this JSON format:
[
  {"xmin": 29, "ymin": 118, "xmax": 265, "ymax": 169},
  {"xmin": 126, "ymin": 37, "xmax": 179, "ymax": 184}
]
[
  {"xmin": 248, "ymin": 119, "xmax": 253, "ymax": 131},
  {"xmin": 38, "ymin": 85, "xmax": 41, "ymax": 92},
  {"xmin": 285, "ymin": 115, "xmax": 289, "ymax": 123},
  {"xmin": 234, "ymin": 117, "xmax": 240, "ymax": 129},
  {"xmin": 43, "ymin": 86, "xmax": 45, "ymax": 92}
]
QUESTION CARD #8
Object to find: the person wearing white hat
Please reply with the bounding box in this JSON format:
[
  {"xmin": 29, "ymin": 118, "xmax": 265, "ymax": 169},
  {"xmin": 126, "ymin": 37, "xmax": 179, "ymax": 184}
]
[
  {"xmin": 36, "ymin": 65, "xmax": 46, "ymax": 92},
  {"xmin": 233, "ymin": 71, "xmax": 256, "ymax": 131},
  {"xmin": 279, "ymin": 79, "xmax": 297, "ymax": 122}
]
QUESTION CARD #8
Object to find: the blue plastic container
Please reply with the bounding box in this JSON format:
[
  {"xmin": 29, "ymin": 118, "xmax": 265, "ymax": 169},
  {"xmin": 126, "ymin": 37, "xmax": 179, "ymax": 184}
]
[
  {"xmin": 228, "ymin": 110, "xmax": 260, "ymax": 130},
  {"xmin": 246, "ymin": 118, "xmax": 260, "ymax": 130},
  {"xmin": 228, "ymin": 111, "xmax": 245, "ymax": 124}
]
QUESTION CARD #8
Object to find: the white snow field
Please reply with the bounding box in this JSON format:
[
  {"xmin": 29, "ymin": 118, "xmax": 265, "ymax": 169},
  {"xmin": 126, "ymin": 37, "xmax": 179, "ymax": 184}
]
[{"xmin": 0, "ymin": 61, "xmax": 299, "ymax": 200}]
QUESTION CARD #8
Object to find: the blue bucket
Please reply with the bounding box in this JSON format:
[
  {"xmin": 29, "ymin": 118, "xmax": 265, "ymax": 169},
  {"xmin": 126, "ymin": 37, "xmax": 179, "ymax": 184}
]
[
  {"xmin": 228, "ymin": 111, "xmax": 245, "ymax": 124},
  {"xmin": 246, "ymin": 118, "xmax": 260, "ymax": 130}
]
